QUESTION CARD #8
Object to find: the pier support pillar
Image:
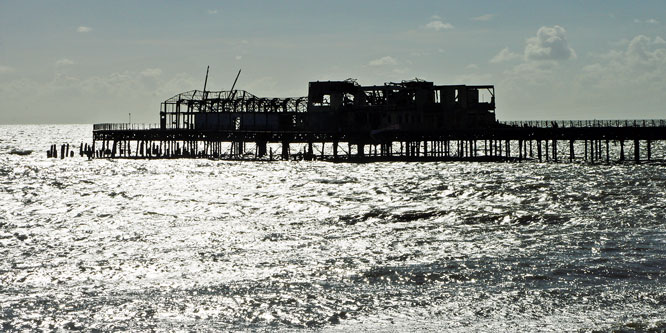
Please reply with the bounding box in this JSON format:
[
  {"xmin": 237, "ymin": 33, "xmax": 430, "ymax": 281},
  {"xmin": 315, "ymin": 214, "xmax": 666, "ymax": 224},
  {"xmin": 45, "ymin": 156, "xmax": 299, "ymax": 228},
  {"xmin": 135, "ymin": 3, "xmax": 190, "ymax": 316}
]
[
  {"xmin": 634, "ymin": 139, "xmax": 640, "ymax": 164},
  {"xmin": 333, "ymin": 141, "xmax": 339, "ymax": 160},
  {"xmin": 281, "ymin": 141, "xmax": 290, "ymax": 160},
  {"xmin": 620, "ymin": 140, "xmax": 625, "ymax": 161},
  {"xmin": 647, "ymin": 140, "xmax": 651, "ymax": 161},
  {"xmin": 358, "ymin": 144, "xmax": 365, "ymax": 157},
  {"xmin": 552, "ymin": 139, "xmax": 558, "ymax": 162},
  {"xmin": 257, "ymin": 141, "xmax": 267, "ymax": 158},
  {"xmin": 606, "ymin": 140, "xmax": 610, "ymax": 163},
  {"xmin": 569, "ymin": 140, "xmax": 575, "ymax": 162},
  {"xmin": 307, "ymin": 142, "xmax": 314, "ymax": 160},
  {"xmin": 584, "ymin": 140, "xmax": 588, "ymax": 161}
]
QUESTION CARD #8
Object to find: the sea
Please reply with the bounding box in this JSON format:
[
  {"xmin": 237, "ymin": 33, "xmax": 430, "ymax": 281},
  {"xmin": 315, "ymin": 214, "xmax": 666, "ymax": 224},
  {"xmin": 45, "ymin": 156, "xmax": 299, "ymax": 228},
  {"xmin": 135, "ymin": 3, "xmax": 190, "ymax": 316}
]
[{"xmin": 1, "ymin": 124, "xmax": 665, "ymax": 331}]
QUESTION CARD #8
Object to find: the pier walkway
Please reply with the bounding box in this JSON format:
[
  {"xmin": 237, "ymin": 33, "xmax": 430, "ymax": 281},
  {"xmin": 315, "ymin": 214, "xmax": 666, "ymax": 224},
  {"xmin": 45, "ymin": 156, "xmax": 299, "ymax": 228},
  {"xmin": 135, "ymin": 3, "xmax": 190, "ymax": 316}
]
[{"xmin": 84, "ymin": 119, "xmax": 666, "ymax": 164}]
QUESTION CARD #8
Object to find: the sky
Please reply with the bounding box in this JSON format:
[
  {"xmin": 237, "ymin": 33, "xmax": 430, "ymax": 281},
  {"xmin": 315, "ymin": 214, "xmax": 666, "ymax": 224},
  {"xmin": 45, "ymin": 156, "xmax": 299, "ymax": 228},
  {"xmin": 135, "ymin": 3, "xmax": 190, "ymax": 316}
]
[{"xmin": 0, "ymin": 0, "xmax": 665, "ymax": 124}]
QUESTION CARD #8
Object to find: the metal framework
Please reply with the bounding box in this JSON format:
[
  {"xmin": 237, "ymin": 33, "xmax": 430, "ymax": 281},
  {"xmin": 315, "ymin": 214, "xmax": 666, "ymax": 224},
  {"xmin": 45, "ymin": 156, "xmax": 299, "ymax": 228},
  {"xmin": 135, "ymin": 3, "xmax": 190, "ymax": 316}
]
[{"xmin": 161, "ymin": 89, "xmax": 308, "ymax": 130}]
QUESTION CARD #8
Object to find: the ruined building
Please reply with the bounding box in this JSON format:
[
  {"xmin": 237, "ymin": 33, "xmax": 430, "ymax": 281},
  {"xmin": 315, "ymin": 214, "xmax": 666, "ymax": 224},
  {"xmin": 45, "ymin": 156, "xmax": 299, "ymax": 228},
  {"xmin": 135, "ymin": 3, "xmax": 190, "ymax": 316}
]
[{"xmin": 159, "ymin": 79, "xmax": 496, "ymax": 137}]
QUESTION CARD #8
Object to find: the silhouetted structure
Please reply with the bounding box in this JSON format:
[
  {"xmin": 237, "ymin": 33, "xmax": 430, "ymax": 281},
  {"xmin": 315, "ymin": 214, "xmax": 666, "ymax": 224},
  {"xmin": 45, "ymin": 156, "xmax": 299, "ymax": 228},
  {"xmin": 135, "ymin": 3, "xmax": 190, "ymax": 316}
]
[{"xmin": 87, "ymin": 76, "xmax": 665, "ymax": 164}]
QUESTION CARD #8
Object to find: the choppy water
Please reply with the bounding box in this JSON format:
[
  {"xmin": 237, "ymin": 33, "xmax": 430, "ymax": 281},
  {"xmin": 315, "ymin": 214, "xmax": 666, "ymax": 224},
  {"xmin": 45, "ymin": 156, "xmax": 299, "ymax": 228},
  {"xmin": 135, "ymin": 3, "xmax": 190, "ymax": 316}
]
[{"xmin": 1, "ymin": 124, "xmax": 665, "ymax": 331}]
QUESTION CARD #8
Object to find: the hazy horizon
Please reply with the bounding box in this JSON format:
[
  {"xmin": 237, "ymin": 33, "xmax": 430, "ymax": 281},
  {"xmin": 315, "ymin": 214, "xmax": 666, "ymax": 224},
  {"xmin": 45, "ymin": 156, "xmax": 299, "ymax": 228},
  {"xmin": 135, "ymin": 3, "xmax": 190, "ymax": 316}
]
[{"xmin": 1, "ymin": 1, "xmax": 665, "ymax": 124}]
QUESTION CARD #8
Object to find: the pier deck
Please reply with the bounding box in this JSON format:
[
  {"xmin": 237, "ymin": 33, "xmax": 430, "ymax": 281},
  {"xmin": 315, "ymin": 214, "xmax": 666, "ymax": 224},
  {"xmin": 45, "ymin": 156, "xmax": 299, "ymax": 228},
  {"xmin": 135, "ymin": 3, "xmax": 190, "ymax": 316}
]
[{"xmin": 88, "ymin": 119, "xmax": 666, "ymax": 163}]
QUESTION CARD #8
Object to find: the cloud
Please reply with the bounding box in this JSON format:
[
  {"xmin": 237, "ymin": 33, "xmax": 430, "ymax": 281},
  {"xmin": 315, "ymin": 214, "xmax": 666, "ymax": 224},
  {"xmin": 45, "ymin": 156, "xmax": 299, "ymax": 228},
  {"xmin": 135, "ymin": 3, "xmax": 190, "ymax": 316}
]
[
  {"xmin": 579, "ymin": 35, "xmax": 666, "ymax": 87},
  {"xmin": 569, "ymin": 34, "xmax": 666, "ymax": 117},
  {"xmin": 392, "ymin": 68, "xmax": 408, "ymax": 74},
  {"xmin": 431, "ymin": 15, "xmax": 441, "ymax": 20},
  {"xmin": 0, "ymin": 65, "xmax": 15, "ymax": 73},
  {"xmin": 424, "ymin": 20, "xmax": 454, "ymax": 31},
  {"xmin": 55, "ymin": 58, "xmax": 75, "ymax": 66},
  {"xmin": 235, "ymin": 55, "xmax": 242, "ymax": 60},
  {"xmin": 490, "ymin": 47, "xmax": 521, "ymax": 63},
  {"xmin": 635, "ymin": 18, "xmax": 659, "ymax": 24},
  {"xmin": 472, "ymin": 14, "xmax": 495, "ymax": 22},
  {"xmin": 77, "ymin": 26, "xmax": 92, "ymax": 33},
  {"xmin": 207, "ymin": 9, "xmax": 218, "ymax": 14},
  {"xmin": 465, "ymin": 64, "xmax": 479, "ymax": 70},
  {"xmin": 368, "ymin": 56, "xmax": 397, "ymax": 66},
  {"xmin": 525, "ymin": 25, "xmax": 576, "ymax": 61},
  {"xmin": 140, "ymin": 68, "xmax": 162, "ymax": 77}
]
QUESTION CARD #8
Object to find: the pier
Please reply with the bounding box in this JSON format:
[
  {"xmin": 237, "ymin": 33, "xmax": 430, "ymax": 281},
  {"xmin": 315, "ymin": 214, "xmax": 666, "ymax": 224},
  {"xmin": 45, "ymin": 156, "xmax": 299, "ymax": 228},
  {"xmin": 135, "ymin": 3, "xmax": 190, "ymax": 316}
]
[
  {"xmin": 86, "ymin": 119, "xmax": 666, "ymax": 164},
  {"xmin": 62, "ymin": 75, "xmax": 666, "ymax": 164}
]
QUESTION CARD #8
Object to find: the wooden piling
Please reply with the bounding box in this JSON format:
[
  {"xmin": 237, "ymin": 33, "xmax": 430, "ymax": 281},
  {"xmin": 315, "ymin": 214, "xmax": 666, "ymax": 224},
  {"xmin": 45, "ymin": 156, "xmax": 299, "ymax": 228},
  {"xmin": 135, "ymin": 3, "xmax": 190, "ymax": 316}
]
[{"xmin": 634, "ymin": 139, "xmax": 640, "ymax": 163}]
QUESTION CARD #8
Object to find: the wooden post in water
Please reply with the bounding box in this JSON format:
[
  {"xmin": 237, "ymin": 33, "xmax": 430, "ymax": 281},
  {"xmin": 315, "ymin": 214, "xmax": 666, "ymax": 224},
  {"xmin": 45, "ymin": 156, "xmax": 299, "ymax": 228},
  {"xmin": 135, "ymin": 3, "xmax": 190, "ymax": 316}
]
[
  {"xmin": 569, "ymin": 140, "xmax": 575, "ymax": 162},
  {"xmin": 584, "ymin": 140, "xmax": 588, "ymax": 161},
  {"xmin": 333, "ymin": 141, "xmax": 338, "ymax": 160},
  {"xmin": 634, "ymin": 139, "xmax": 640, "ymax": 164},
  {"xmin": 282, "ymin": 140, "xmax": 290, "ymax": 160},
  {"xmin": 552, "ymin": 139, "xmax": 557, "ymax": 162},
  {"xmin": 605, "ymin": 140, "xmax": 610, "ymax": 163}
]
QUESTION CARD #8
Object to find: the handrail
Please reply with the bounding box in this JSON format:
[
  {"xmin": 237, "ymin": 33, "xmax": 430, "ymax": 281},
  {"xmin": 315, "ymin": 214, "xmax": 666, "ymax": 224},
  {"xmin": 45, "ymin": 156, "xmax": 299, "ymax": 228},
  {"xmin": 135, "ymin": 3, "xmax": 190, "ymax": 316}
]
[
  {"xmin": 93, "ymin": 123, "xmax": 159, "ymax": 131},
  {"xmin": 499, "ymin": 119, "xmax": 666, "ymax": 128},
  {"xmin": 93, "ymin": 119, "xmax": 666, "ymax": 131}
]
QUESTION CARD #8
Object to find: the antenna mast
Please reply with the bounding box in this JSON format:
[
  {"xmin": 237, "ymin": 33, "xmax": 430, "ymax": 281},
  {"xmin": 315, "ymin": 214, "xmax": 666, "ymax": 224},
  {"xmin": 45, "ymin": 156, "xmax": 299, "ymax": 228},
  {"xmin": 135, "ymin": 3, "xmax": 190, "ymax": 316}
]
[
  {"xmin": 230, "ymin": 69, "xmax": 241, "ymax": 92},
  {"xmin": 202, "ymin": 66, "xmax": 210, "ymax": 95}
]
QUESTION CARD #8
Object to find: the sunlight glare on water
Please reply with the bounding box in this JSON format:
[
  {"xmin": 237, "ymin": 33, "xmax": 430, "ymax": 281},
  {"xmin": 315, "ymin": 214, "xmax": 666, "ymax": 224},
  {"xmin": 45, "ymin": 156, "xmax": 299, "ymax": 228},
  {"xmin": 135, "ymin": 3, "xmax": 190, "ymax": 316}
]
[{"xmin": 1, "ymin": 125, "xmax": 665, "ymax": 331}]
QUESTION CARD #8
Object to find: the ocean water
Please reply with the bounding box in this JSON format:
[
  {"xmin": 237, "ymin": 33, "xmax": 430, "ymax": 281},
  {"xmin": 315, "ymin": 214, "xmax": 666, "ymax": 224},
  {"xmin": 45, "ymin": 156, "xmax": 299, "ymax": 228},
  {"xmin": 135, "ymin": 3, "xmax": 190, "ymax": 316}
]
[{"xmin": 1, "ymin": 124, "xmax": 665, "ymax": 331}]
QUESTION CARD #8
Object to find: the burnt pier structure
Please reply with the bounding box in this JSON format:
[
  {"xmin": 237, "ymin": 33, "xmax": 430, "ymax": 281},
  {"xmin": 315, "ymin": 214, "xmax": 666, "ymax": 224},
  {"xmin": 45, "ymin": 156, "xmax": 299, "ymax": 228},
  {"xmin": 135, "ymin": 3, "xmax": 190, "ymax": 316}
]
[{"xmin": 90, "ymin": 78, "xmax": 666, "ymax": 163}]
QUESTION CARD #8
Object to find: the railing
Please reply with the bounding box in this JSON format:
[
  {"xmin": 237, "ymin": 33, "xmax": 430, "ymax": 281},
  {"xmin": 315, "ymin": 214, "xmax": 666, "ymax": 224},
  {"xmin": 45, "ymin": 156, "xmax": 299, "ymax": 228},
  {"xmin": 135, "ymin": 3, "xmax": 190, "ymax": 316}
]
[
  {"xmin": 93, "ymin": 120, "xmax": 666, "ymax": 132},
  {"xmin": 500, "ymin": 119, "xmax": 666, "ymax": 128},
  {"xmin": 93, "ymin": 123, "xmax": 159, "ymax": 131}
]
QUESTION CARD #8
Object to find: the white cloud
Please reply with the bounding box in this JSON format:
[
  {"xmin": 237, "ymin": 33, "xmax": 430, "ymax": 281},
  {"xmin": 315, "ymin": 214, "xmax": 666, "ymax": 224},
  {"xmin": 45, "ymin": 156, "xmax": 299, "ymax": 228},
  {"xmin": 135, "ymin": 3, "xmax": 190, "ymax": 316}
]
[
  {"xmin": 207, "ymin": 9, "xmax": 218, "ymax": 15},
  {"xmin": 77, "ymin": 26, "xmax": 92, "ymax": 33},
  {"xmin": 525, "ymin": 25, "xmax": 576, "ymax": 61},
  {"xmin": 392, "ymin": 68, "xmax": 408, "ymax": 74},
  {"xmin": 569, "ymin": 34, "xmax": 666, "ymax": 118},
  {"xmin": 490, "ymin": 47, "xmax": 521, "ymax": 63},
  {"xmin": 140, "ymin": 68, "xmax": 162, "ymax": 77},
  {"xmin": 634, "ymin": 18, "xmax": 659, "ymax": 24},
  {"xmin": 235, "ymin": 55, "xmax": 242, "ymax": 60},
  {"xmin": 465, "ymin": 64, "xmax": 479, "ymax": 70},
  {"xmin": 424, "ymin": 20, "xmax": 454, "ymax": 31},
  {"xmin": 0, "ymin": 65, "xmax": 15, "ymax": 73},
  {"xmin": 625, "ymin": 35, "xmax": 666, "ymax": 66},
  {"xmin": 368, "ymin": 56, "xmax": 397, "ymax": 66},
  {"xmin": 472, "ymin": 14, "xmax": 495, "ymax": 22},
  {"xmin": 579, "ymin": 35, "xmax": 666, "ymax": 88},
  {"xmin": 431, "ymin": 15, "xmax": 441, "ymax": 20},
  {"xmin": 609, "ymin": 38, "xmax": 630, "ymax": 47},
  {"xmin": 55, "ymin": 58, "xmax": 75, "ymax": 66}
]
